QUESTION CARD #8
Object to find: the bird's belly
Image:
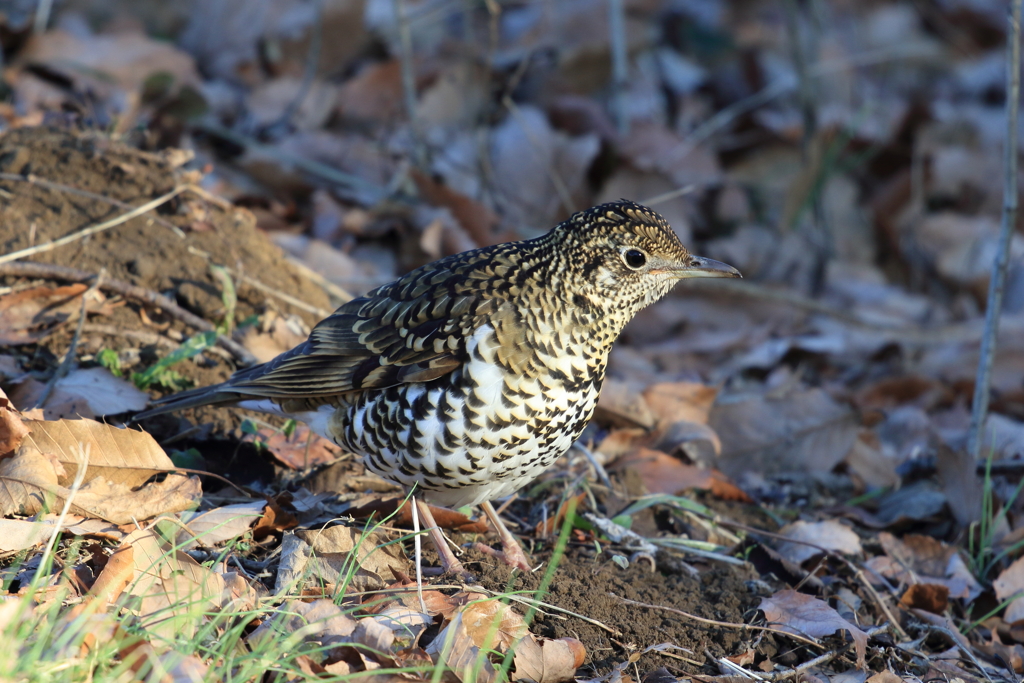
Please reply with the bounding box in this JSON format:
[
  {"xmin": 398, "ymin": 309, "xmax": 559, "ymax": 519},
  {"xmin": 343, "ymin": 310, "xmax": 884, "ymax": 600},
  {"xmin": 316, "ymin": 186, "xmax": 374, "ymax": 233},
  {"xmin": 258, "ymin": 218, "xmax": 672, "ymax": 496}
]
[{"xmin": 330, "ymin": 366, "xmax": 601, "ymax": 508}]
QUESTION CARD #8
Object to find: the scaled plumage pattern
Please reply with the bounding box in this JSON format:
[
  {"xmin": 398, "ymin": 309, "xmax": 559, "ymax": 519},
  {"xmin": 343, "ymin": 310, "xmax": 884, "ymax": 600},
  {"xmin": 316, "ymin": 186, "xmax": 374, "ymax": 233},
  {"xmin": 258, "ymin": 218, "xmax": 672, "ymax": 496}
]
[{"xmin": 139, "ymin": 200, "xmax": 740, "ymax": 573}]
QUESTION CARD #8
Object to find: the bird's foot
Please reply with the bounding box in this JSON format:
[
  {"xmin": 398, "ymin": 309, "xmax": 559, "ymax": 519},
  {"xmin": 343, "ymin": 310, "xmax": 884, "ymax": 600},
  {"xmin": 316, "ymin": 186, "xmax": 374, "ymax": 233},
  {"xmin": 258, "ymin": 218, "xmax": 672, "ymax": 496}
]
[
  {"xmin": 439, "ymin": 555, "xmax": 477, "ymax": 583},
  {"xmin": 473, "ymin": 541, "xmax": 533, "ymax": 573}
]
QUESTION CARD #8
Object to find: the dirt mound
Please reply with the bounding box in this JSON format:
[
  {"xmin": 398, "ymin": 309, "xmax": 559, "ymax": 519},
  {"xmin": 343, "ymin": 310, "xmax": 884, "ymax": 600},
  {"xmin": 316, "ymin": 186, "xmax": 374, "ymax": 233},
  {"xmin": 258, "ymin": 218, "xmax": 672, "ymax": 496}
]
[{"xmin": 0, "ymin": 126, "xmax": 331, "ymax": 429}]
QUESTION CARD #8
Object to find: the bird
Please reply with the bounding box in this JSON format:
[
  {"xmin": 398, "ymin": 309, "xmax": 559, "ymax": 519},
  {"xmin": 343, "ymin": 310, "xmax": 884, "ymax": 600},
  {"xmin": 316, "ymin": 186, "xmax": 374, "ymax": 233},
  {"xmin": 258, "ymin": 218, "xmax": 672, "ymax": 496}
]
[{"xmin": 136, "ymin": 200, "xmax": 740, "ymax": 576}]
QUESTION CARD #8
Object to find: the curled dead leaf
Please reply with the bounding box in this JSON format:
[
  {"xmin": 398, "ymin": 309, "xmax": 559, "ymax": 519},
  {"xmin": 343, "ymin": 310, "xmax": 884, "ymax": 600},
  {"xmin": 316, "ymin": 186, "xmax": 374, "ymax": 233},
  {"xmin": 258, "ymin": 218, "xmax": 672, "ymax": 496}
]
[{"xmin": 759, "ymin": 589, "xmax": 867, "ymax": 669}]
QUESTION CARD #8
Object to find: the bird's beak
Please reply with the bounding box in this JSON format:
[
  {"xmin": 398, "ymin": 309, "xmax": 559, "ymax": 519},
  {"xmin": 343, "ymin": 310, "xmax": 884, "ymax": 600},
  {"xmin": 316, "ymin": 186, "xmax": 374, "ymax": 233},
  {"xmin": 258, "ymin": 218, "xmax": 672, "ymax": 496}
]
[{"xmin": 655, "ymin": 255, "xmax": 742, "ymax": 279}]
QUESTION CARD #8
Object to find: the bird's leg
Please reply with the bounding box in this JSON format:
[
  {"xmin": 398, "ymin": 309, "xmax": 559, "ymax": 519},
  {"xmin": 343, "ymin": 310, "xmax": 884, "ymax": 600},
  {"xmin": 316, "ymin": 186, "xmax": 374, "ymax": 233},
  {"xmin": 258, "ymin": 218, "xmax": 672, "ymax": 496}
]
[
  {"xmin": 477, "ymin": 500, "xmax": 533, "ymax": 572},
  {"xmin": 414, "ymin": 498, "xmax": 471, "ymax": 579}
]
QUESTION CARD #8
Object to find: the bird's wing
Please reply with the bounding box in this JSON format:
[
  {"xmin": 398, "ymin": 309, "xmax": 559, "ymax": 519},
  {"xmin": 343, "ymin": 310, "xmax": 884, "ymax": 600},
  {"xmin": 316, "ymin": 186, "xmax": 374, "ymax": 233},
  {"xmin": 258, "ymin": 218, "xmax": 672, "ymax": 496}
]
[{"xmin": 144, "ymin": 246, "xmax": 510, "ymax": 415}]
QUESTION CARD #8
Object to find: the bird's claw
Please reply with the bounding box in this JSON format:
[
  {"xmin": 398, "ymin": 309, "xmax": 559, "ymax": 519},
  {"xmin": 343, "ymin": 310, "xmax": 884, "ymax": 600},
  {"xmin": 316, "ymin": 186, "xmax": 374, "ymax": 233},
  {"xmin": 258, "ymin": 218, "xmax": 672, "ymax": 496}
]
[{"xmin": 473, "ymin": 542, "xmax": 533, "ymax": 573}]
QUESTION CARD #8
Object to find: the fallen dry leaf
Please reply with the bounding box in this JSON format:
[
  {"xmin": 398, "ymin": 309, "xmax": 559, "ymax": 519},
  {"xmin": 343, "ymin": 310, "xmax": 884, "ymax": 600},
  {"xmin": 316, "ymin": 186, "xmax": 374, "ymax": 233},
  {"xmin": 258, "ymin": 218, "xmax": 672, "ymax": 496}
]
[
  {"xmin": 995, "ymin": 555, "xmax": 1024, "ymax": 622},
  {"xmin": 876, "ymin": 533, "xmax": 982, "ymax": 601},
  {"xmin": 89, "ymin": 544, "xmax": 135, "ymax": 605},
  {"xmin": 412, "ymin": 168, "xmax": 502, "ymax": 248},
  {"xmin": 641, "ymin": 382, "xmax": 718, "ymax": 426},
  {"xmin": 246, "ymin": 424, "xmax": 342, "ymax": 470},
  {"xmin": 0, "ymin": 518, "xmax": 58, "ymax": 553},
  {"xmin": 239, "ymin": 310, "xmax": 309, "ymax": 364},
  {"xmin": 0, "ymin": 447, "xmax": 200, "ymax": 524},
  {"xmin": 426, "ymin": 599, "xmax": 530, "ymax": 683},
  {"xmin": 512, "ymin": 636, "xmax": 585, "ymax": 683},
  {"xmin": 759, "ymin": 589, "xmax": 867, "ymax": 669},
  {"xmin": 710, "ymin": 386, "xmax": 859, "ymax": 478},
  {"xmin": 776, "ymin": 520, "xmax": 863, "ymax": 565},
  {"xmin": 248, "ymin": 599, "xmax": 357, "ymax": 651},
  {"xmin": 118, "ymin": 527, "xmax": 227, "ymax": 640},
  {"xmin": 45, "ymin": 367, "xmax": 149, "ymax": 417},
  {"xmin": 0, "ymin": 284, "xmax": 90, "ymax": 345},
  {"xmin": 899, "ymin": 583, "xmax": 950, "ymax": 614},
  {"xmin": 594, "ymin": 379, "xmax": 656, "ymax": 428},
  {"xmin": 20, "ymin": 419, "xmax": 177, "ymax": 488},
  {"xmin": 19, "ymin": 29, "xmax": 199, "ymax": 95},
  {"xmin": 178, "ymin": 501, "xmax": 267, "ymax": 550},
  {"xmin": 0, "ymin": 388, "xmax": 29, "ymax": 456},
  {"xmin": 296, "ymin": 524, "xmax": 410, "ymax": 591}
]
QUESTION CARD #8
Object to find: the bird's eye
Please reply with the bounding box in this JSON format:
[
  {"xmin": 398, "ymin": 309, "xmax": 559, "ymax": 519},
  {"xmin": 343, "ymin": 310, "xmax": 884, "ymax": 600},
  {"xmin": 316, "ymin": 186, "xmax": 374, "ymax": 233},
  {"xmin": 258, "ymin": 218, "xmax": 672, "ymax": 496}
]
[{"xmin": 623, "ymin": 249, "xmax": 647, "ymax": 269}]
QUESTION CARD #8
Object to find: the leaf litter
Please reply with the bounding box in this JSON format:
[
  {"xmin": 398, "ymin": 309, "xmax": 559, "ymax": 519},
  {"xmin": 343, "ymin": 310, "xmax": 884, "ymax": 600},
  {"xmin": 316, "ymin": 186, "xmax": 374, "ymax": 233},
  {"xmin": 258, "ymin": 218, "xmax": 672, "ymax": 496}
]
[{"xmin": 0, "ymin": 1, "xmax": 1023, "ymax": 681}]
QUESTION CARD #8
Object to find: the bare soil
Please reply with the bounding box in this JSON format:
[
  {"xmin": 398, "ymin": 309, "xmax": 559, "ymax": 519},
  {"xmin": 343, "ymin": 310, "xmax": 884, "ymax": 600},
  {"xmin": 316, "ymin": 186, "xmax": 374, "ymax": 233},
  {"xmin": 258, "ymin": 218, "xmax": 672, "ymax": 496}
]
[{"xmin": 0, "ymin": 126, "xmax": 768, "ymax": 677}]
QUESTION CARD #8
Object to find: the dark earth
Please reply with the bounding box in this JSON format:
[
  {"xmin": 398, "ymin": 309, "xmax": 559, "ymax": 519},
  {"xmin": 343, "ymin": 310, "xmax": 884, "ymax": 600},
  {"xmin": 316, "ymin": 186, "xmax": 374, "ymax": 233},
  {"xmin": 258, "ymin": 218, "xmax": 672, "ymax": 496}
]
[{"xmin": 0, "ymin": 127, "xmax": 774, "ymax": 677}]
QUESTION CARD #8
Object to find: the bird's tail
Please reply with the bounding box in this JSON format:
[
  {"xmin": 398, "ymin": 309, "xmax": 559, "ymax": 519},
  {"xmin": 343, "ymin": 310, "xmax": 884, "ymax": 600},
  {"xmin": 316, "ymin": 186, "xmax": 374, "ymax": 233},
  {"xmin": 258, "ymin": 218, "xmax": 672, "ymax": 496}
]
[{"xmin": 132, "ymin": 382, "xmax": 245, "ymax": 420}]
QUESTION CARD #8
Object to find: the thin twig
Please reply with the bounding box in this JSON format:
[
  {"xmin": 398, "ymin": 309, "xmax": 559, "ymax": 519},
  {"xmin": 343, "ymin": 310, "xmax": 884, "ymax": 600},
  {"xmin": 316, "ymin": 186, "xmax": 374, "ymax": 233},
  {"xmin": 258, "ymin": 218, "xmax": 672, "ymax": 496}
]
[
  {"xmin": 609, "ymin": 593, "xmax": 824, "ymax": 650},
  {"xmin": 0, "ymin": 186, "xmax": 188, "ymax": 266},
  {"xmin": 765, "ymin": 645, "xmax": 852, "ymax": 682},
  {"xmin": 608, "ymin": 0, "xmax": 629, "ymax": 136},
  {"xmin": 0, "ymin": 173, "xmax": 187, "ymax": 237},
  {"xmin": 0, "ymin": 261, "xmax": 257, "ymax": 366},
  {"xmin": 395, "ymin": 0, "xmax": 427, "ymax": 169},
  {"xmin": 782, "ymin": 0, "xmax": 830, "ymax": 295},
  {"xmin": 968, "ymin": 0, "xmax": 1022, "ymax": 459}
]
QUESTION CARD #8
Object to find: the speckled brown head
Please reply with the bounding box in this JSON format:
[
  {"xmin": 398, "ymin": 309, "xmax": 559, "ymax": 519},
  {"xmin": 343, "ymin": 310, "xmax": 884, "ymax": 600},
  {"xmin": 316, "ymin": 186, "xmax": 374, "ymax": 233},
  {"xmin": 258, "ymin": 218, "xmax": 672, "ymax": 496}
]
[{"xmin": 539, "ymin": 200, "xmax": 741, "ymax": 318}]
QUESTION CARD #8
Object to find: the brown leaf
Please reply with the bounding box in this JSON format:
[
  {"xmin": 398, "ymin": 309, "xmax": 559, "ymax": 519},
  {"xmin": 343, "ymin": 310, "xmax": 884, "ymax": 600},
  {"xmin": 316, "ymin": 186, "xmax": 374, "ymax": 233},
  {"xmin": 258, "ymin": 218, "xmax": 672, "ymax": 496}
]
[
  {"xmin": 0, "ymin": 518, "xmax": 58, "ymax": 553},
  {"xmin": 21, "ymin": 419, "xmax": 176, "ymax": 488},
  {"xmin": 759, "ymin": 589, "xmax": 867, "ymax": 669},
  {"xmin": 0, "ymin": 447, "xmax": 200, "ymax": 523},
  {"xmin": 89, "ymin": 544, "xmax": 135, "ymax": 605},
  {"xmin": 535, "ymin": 493, "xmax": 587, "ymax": 537},
  {"xmin": 239, "ymin": 310, "xmax": 309, "ymax": 364},
  {"xmin": 775, "ymin": 520, "xmax": 863, "ymax": 565},
  {"xmin": 0, "ymin": 388, "xmax": 29, "ymax": 456},
  {"xmin": 936, "ymin": 441, "xmax": 983, "ymax": 527},
  {"xmin": 253, "ymin": 498, "xmax": 299, "ymax": 540},
  {"xmin": 426, "ymin": 599, "xmax": 530, "ymax": 682},
  {"xmin": 512, "ymin": 636, "xmax": 585, "ymax": 682},
  {"xmin": 866, "ymin": 672, "xmax": 903, "ymax": 683},
  {"xmin": 709, "ymin": 386, "xmax": 859, "ymax": 478},
  {"xmin": 0, "ymin": 284, "xmax": 102, "ymax": 345},
  {"xmin": 44, "ymin": 367, "xmax": 149, "ymax": 416},
  {"xmin": 19, "ymin": 29, "xmax": 199, "ymax": 94},
  {"xmin": 594, "ymin": 379, "xmax": 655, "ymax": 429},
  {"xmin": 610, "ymin": 447, "xmax": 746, "ymax": 500},
  {"xmin": 246, "ymin": 424, "xmax": 342, "ymax": 470},
  {"xmin": 995, "ymin": 556, "xmax": 1024, "ymax": 622},
  {"xmin": 900, "ymin": 583, "xmax": 950, "ymax": 614},
  {"xmin": 249, "ymin": 599, "xmax": 357, "ymax": 651},
  {"xmin": 118, "ymin": 527, "xmax": 227, "ymax": 640},
  {"xmin": 334, "ymin": 60, "xmax": 404, "ymax": 124},
  {"xmin": 412, "ymin": 168, "xmax": 503, "ymax": 248},
  {"xmin": 641, "ymin": 382, "xmax": 718, "ymax": 426},
  {"xmin": 618, "ymin": 122, "xmax": 722, "ymax": 188},
  {"xmin": 878, "ymin": 533, "xmax": 982, "ymax": 601},
  {"xmin": 296, "ymin": 525, "xmax": 410, "ymax": 591},
  {"xmin": 178, "ymin": 501, "xmax": 267, "ymax": 550}
]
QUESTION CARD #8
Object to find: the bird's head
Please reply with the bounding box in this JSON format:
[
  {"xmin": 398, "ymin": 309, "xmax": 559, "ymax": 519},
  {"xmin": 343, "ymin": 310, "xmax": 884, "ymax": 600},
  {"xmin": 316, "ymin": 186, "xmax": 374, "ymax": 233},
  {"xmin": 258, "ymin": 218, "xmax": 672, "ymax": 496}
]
[{"xmin": 549, "ymin": 200, "xmax": 741, "ymax": 315}]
